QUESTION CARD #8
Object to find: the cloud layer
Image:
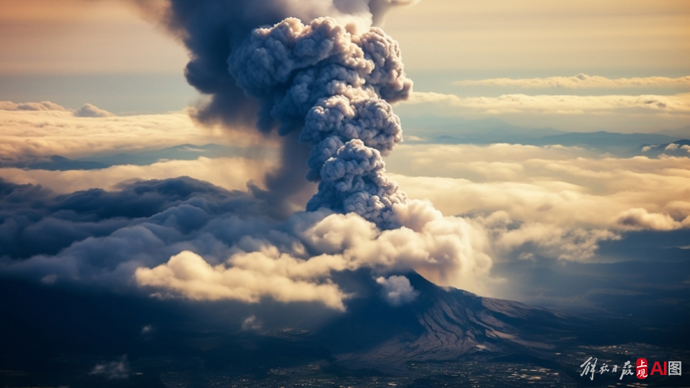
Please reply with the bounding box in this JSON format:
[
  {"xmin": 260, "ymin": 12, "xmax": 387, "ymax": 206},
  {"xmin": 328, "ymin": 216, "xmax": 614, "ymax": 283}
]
[
  {"xmin": 385, "ymin": 143, "xmax": 690, "ymax": 260},
  {"xmin": 1, "ymin": 96, "xmax": 688, "ymax": 313},
  {"xmin": 0, "ymin": 156, "xmax": 273, "ymax": 194},
  {"xmin": 135, "ymin": 250, "xmax": 350, "ymax": 310},
  {"xmin": 5, "ymin": 143, "xmax": 687, "ymax": 310},
  {"xmin": 454, "ymin": 74, "xmax": 690, "ymax": 89},
  {"xmin": 0, "ymin": 176, "xmax": 495, "ymax": 310},
  {"xmin": 4, "ymin": 117, "xmax": 688, "ymax": 267},
  {"xmin": 404, "ymin": 91, "xmax": 690, "ymax": 115},
  {"xmin": 0, "ymin": 102, "xmax": 248, "ymax": 160},
  {"xmin": 133, "ymin": 198, "xmax": 495, "ymax": 307}
]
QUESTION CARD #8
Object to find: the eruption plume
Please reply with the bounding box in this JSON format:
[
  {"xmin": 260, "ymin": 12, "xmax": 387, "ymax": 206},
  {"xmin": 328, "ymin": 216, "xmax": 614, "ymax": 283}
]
[
  {"xmin": 112, "ymin": 0, "xmax": 495, "ymax": 305},
  {"xmin": 136, "ymin": 0, "xmax": 417, "ymax": 219},
  {"xmin": 228, "ymin": 17, "xmax": 411, "ymax": 227}
]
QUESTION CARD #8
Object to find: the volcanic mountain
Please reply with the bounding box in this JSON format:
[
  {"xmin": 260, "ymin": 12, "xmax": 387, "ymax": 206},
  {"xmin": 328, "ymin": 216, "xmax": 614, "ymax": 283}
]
[
  {"xmin": 316, "ymin": 272, "xmax": 583, "ymax": 369},
  {"xmin": 0, "ymin": 271, "xmax": 673, "ymax": 387}
]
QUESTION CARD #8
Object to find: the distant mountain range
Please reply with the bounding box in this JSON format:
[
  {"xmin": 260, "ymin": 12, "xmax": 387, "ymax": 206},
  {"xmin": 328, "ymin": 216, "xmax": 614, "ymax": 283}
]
[
  {"xmin": 401, "ymin": 115, "xmax": 689, "ymax": 156},
  {"xmin": 78, "ymin": 143, "xmax": 251, "ymax": 166},
  {"xmin": 0, "ymin": 155, "xmax": 108, "ymax": 171},
  {"xmin": 0, "ymin": 144, "xmax": 255, "ymax": 171},
  {"xmin": 401, "ymin": 115, "xmax": 564, "ymax": 144}
]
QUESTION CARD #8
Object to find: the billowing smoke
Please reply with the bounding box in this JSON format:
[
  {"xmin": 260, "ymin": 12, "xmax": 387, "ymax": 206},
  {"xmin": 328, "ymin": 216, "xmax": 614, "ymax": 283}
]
[
  {"xmin": 136, "ymin": 0, "xmax": 416, "ymax": 219},
  {"xmin": 118, "ymin": 0, "xmax": 495, "ymax": 302},
  {"xmin": 228, "ymin": 17, "xmax": 410, "ymax": 227}
]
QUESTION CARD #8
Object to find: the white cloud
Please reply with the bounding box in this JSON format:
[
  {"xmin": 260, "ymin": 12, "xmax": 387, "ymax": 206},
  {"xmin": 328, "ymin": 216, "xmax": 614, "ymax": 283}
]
[
  {"xmin": 376, "ymin": 275, "xmax": 419, "ymax": 305},
  {"xmin": 74, "ymin": 103, "xmax": 114, "ymax": 118},
  {"xmin": 665, "ymin": 143, "xmax": 680, "ymax": 151},
  {"xmin": 454, "ymin": 74, "xmax": 690, "ymax": 89},
  {"xmin": 1, "ymin": 100, "xmax": 113, "ymax": 118},
  {"xmin": 133, "ymin": 200, "xmax": 496, "ymax": 307},
  {"xmin": 616, "ymin": 208, "xmax": 688, "ymax": 231},
  {"xmin": 0, "ymin": 101, "xmax": 267, "ymax": 160},
  {"xmin": 385, "ymin": 143, "xmax": 690, "ymax": 260},
  {"xmin": 301, "ymin": 201, "xmax": 495, "ymax": 292},
  {"xmin": 135, "ymin": 250, "xmax": 350, "ymax": 310},
  {"xmin": 0, "ymin": 156, "xmax": 274, "ymax": 194},
  {"xmin": 387, "ymin": 144, "xmax": 690, "ymax": 227},
  {"xmin": 492, "ymin": 218, "xmax": 619, "ymax": 261},
  {"xmin": 403, "ymin": 91, "xmax": 690, "ymax": 115}
]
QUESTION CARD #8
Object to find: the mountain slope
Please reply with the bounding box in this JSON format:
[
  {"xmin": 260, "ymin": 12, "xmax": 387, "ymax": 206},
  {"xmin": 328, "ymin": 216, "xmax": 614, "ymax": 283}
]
[{"xmin": 319, "ymin": 273, "xmax": 580, "ymax": 368}]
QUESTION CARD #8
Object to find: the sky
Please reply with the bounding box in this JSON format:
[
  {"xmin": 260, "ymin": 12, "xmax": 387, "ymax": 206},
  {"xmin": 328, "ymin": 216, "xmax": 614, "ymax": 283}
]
[
  {"xmin": 1, "ymin": 0, "xmax": 689, "ymax": 131},
  {"xmin": 0, "ymin": 1, "xmax": 689, "ymax": 379}
]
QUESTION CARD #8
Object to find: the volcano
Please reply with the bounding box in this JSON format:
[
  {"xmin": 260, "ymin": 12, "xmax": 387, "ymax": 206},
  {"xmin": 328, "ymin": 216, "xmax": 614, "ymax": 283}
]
[
  {"xmin": 316, "ymin": 272, "xmax": 583, "ymax": 369},
  {"xmin": 2, "ymin": 272, "xmax": 683, "ymax": 387}
]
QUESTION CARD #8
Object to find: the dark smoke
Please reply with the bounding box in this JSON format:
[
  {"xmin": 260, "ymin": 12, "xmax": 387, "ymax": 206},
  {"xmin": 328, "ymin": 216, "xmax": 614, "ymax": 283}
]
[
  {"xmin": 228, "ymin": 17, "xmax": 411, "ymax": 228},
  {"xmin": 135, "ymin": 0, "xmax": 414, "ymax": 225}
]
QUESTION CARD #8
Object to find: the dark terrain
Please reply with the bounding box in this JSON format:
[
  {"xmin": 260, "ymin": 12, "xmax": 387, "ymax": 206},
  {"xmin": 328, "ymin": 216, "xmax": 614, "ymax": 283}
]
[{"xmin": 1, "ymin": 272, "xmax": 688, "ymax": 387}]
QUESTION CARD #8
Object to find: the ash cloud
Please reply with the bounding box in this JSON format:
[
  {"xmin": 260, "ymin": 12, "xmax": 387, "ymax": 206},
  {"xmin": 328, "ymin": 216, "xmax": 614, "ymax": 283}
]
[
  {"xmin": 138, "ymin": 0, "xmax": 415, "ymax": 130},
  {"xmin": 227, "ymin": 17, "xmax": 411, "ymax": 226},
  {"xmin": 134, "ymin": 0, "xmax": 416, "ymax": 221}
]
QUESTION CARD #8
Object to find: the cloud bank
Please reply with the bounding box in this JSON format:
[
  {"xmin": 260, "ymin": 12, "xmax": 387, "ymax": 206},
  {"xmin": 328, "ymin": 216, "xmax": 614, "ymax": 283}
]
[
  {"xmin": 74, "ymin": 103, "xmax": 114, "ymax": 118},
  {"xmin": 0, "ymin": 102, "xmax": 248, "ymax": 160},
  {"xmin": 0, "ymin": 101, "xmax": 67, "ymax": 111},
  {"xmin": 0, "ymin": 176, "xmax": 494, "ymax": 310},
  {"xmin": 3, "ymin": 133, "xmax": 688, "ymax": 273},
  {"xmin": 135, "ymin": 250, "xmax": 350, "ymax": 310},
  {"xmin": 454, "ymin": 74, "xmax": 690, "ymax": 89},
  {"xmin": 2, "ymin": 115, "xmax": 689, "ymax": 312},
  {"xmin": 404, "ymin": 91, "xmax": 690, "ymax": 115},
  {"xmin": 0, "ymin": 156, "xmax": 273, "ymax": 194},
  {"xmin": 6, "ymin": 142, "xmax": 686, "ymax": 309},
  {"xmin": 133, "ymin": 197, "xmax": 496, "ymax": 307},
  {"xmin": 385, "ymin": 143, "xmax": 690, "ymax": 260}
]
